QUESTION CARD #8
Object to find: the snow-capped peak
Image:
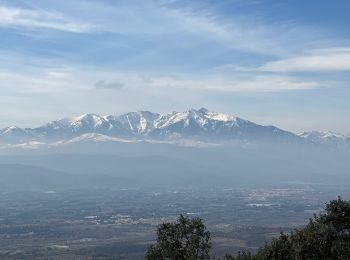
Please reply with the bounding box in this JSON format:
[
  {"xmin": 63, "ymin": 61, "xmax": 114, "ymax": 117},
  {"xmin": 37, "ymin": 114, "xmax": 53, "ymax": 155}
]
[
  {"xmin": 70, "ymin": 113, "xmax": 108, "ymax": 128},
  {"xmin": 154, "ymin": 108, "xmax": 238, "ymax": 130},
  {"xmin": 115, "ymin": 110, "xmax": 159, "ymax": 134},
  {"xmin": 298, "ymin": 130, "xmax": 350, "ymax": 148},
  {"xmin": 1, "ymin": 126, "xmax": 25, "ymax": 134},
  {"xmin": 0, "ymin": 126, "xmax": 32, "ymax": 144},
  {"xmin": 299, "ymin": 131, "xmax": 348, "ymax": 140},
  {"xmin": 203, "ymin": 110, "xmax": 237, "ymax": 122},
  {"xmin": 59, "ymin": 133, "xmax": 135, "ymax": 144},
  {"xmin": 0, "ymin": 109, "xmax": 338, "ymax": 146}
]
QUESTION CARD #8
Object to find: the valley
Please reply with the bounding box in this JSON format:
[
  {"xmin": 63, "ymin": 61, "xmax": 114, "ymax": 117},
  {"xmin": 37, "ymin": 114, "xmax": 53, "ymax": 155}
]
[{"xmin": 1, "ymin": 186, "xmax": 348, "ymax": 259}]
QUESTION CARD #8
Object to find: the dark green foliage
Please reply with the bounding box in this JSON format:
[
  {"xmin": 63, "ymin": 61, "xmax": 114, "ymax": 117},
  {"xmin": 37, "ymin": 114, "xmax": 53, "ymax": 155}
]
[
  {"xmin": 225, "ymin": 197, "xmax": 350, "ymax": 260},
  {"xmin": 145, "ymin": 215, "xmax": 211, "ymax": 260},
  {"xmin": 147, "ymin": 198, "xmax": 350, "ymax": 259}
]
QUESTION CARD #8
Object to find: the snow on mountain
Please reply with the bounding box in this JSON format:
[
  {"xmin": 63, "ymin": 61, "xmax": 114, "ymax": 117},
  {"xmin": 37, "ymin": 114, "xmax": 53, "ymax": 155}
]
[
  {"xmin": 56, "ymin": 133, "xmax": 137, "ymax": 145},
  {"xmin": 111, "ymin": 111, "xmax": 160, "ymax": 135},
  {"xmin": 34, "ymin": 113, "xmax": 112, "ymax": 138},
  {"xmin": 0, "ymin": 126, "xmax": 33, "ymax": 144},
  {"xmin": 299, "ymin": 131, "xmax": 350, "ymax": 148},
  {"xmin": 150, "ymin": 108, "xmax": 299, "ymax": 142},
  {"xmin": 1, "ymin": 108, "xmax": 344, "ymax": 147},
  {"xmin": 70, "ymin": 114, "xmax": 109, "ymax": 131}
]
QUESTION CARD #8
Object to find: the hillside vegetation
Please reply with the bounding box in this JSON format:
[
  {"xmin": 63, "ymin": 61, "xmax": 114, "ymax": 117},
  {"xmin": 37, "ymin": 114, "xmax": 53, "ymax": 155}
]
[{"xmin": 147, "ymin": 197, "xmax": 350, "ymax": 260}]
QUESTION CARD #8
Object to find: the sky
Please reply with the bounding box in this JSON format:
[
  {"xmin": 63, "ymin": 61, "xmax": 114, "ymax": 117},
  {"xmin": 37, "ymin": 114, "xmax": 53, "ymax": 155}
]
[{"xmin": 0, "ymin": 0, "xmax": 349, "ymax": 134}]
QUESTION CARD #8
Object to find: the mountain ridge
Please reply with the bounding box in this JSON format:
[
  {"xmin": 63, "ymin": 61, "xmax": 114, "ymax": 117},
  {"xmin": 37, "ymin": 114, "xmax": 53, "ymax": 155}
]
[{"xmin": 0, "ymin": 108, "xmax": 348, "ymax": 148}]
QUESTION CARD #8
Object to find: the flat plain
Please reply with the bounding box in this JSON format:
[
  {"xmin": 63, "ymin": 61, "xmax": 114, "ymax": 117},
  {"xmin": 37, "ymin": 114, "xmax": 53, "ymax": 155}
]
[{"xmin": 0, "ymin": 185, "xmax": 348, "ymax": 259}]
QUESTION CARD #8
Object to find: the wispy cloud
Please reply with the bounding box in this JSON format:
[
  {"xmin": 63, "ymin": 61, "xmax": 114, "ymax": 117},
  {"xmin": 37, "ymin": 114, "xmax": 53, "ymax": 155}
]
[
  {"xmin": 0, "ymin": 5, "xmax": 91, "ymax": 32},
  {"xmin": 162, "ymin": 7, "xmax": 286, "ymax": 55},
  {"xmin": 0, "ymin": 66, "xmax": 321, "ymax": 95},
  {"xmin": 50, "ymin": 0, "xmax": 320, "ymax": 57},
  {"xmin": 140, "ymin": 74, "xmax": 320, "ymax": 92},
  {"xmin": 258, "ymin": 48, "xmax": 350, "ymax": 72}
]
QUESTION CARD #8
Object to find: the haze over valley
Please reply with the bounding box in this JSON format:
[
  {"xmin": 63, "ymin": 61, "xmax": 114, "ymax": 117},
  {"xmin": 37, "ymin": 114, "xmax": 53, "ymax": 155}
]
[{"xmin": 0, "ymin": 108, "xmax": 349, "ymax": 191}]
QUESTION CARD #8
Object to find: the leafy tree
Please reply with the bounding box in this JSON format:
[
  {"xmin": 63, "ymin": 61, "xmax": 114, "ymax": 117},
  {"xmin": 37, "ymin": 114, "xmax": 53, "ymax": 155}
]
[
  {"xmin": 146, "ymin": 198, "xmax": 350, "ymax": 259},
  {"xmin": 145, "ymin": 215, "xmax": 211, "ymax": 260},
  {"xmin": 224, "ymin": 197, "xmax": 350, "ymax": 260}
]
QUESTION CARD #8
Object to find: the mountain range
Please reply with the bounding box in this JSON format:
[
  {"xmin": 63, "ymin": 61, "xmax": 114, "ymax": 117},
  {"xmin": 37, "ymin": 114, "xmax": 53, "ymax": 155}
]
[
  {"xmin": 0, "ymin": 108, "xmax": 349, "ymax": 190},
  {"xmin": 0, "ymin": 108, "xmax": 349, "ymax": 149}
]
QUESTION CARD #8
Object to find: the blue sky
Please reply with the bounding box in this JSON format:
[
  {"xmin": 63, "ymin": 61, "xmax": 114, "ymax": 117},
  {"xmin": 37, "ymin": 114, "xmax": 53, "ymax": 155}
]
[{"xmin": 0, "ymin": 0, "xmax": 349, "ymax": 133}]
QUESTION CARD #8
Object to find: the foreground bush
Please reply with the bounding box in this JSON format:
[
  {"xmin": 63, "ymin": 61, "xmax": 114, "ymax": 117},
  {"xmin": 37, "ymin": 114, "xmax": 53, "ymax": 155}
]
[
  {"xmin": 146, "ymin": 215, "xmax": 211, "ymax": 259},
  {"xmin": 225, "ymin": 197, "xmax": 350, "ymax": 260},
  {"xmin": 147, "ymin": 197, "xmax": 350, "ymax": 260}
]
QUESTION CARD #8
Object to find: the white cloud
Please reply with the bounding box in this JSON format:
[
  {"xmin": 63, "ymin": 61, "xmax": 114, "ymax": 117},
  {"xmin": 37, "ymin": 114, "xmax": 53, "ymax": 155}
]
[
  {"xmin": 0, "ymin": 5, "xmax": 91, "ymax": 32},
  {"xmin": 47, "ymin": 0, "xmax": 318, "ymax": 56},
  {"xmin": 141, "ymin": 74, "xmax": 320, "ymax": 92},
  {"xmin": 0, "ymin": 66, "xmax": 320, "ymax": 96},
  {"xmin": 0, "ymin": 1, "xmax": 333, "ymax": 58},
  {"xmin": 162, "ymin": 8, "xmax": 285, "ymax": 55},
  {"xmin": 258, "ymin": 48, "xmax": 350, "ymax": 72},
  {"xmin": 0, "ymin": 65, "xmax": 333, "ymax": 129}
]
